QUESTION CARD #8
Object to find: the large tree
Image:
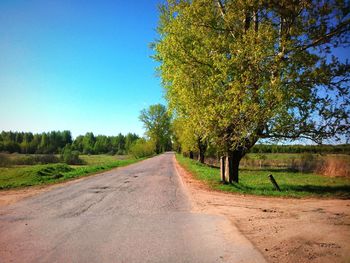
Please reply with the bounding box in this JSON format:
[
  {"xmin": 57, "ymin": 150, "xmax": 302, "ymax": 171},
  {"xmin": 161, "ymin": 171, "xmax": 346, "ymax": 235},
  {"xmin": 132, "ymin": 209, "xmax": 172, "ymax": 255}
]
[
  {"xmin": 139, "ymin": 104, "xmax": 173, "ymax": 154},
  {"xmin": 154, "ymin": 0, "xmax": 350, "ymax": 183}
]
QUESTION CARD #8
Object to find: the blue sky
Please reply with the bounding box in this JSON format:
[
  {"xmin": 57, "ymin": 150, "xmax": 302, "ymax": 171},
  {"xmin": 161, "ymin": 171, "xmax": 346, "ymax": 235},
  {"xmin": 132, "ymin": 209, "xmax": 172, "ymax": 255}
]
[{"xmin": 0, "ymin": 0, "xmax": 164, "ymax": 137}]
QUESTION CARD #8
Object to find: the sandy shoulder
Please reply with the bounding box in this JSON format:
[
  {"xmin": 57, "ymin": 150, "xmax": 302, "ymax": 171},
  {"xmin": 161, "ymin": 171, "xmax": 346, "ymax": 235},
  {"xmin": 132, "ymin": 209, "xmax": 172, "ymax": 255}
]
[{"xmin": 175, "ymin": 159, "xmax": 350, "ymax": 263}]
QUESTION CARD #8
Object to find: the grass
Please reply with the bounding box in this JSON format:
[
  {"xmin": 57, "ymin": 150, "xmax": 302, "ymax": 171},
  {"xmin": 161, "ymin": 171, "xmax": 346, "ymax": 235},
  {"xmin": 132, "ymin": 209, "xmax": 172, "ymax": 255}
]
[
  {"xmin": 79, "ymin": 154, "xmax": 131, "ymax": 165},
  {"xmin": 176, "ymin": 154, "xmax": 350, "ymax": 198},
  {"xmin": 0, "ymin": 156, "xmax": 143, "ymax": 190}
]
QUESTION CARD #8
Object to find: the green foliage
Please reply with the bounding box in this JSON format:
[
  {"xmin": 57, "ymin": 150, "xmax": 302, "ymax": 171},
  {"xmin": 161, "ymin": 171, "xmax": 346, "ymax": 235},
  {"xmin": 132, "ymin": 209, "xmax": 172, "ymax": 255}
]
[
  {"xmin": 0, "ymin": 130, "xmax": 140, "ymax": 156},
  {"xmin": 129, "ymin": 138, "xmax": 156, "ymax": 158},
  {"xmin": 0, "ymin": 130, "xmax": 72, "ymax": 154},
  {"xmin": 139, "ymin": 104, "xmax": 172, "ymax": 153},
  {"xmin": 176, "ymin": 154, "xmax": 350, "ymax": 198},
  {"xmin": 61, "ymin": 145, "xmax": 83, "ymax": 165},
  {"xmin": 172, "ymin": 117, "xmax": 199, "ymax": 153}
]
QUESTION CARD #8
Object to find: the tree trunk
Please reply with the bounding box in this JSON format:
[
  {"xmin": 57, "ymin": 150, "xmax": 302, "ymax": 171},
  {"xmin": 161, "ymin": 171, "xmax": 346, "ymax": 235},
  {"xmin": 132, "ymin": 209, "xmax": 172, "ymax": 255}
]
[
  {"xmin": 197, "ymin": 138, "xmax": 207, "ymax": 164},
  {"xmin": 225, "ymin": 150, "xmax": 243, "ymax": 183},
  {"xmin": 198, "ymin": 151, "xmax": 205, "ymax": 163},
  {"xmin": 220, "ymin": 156, "xmax": 226, "ymax": 183},
  {"xmin": 231, "ymin": 151, "xmax": 241, "ymax": 183},
  {"xmin": 224, "ymin": 154, "xmax": 232, "ymax": 183}
]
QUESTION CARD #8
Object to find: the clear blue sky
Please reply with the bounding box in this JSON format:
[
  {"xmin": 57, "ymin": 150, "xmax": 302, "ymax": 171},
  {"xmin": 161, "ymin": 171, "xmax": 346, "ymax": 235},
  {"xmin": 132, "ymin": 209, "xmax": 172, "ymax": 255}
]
[{"xmin": 0, "ymin": 0, "xmax": 164, "ymax": 138}]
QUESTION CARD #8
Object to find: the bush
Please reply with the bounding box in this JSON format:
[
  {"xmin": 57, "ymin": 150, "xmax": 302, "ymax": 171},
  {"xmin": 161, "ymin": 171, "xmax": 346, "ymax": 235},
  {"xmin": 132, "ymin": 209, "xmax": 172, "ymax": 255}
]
[
  {"xmin": 129, "ymin": 139, "xmax": 155, "ymax": 158},
  {"xmin": 61, "ymin": 146, "xmax": 83, "ymax": 165}
]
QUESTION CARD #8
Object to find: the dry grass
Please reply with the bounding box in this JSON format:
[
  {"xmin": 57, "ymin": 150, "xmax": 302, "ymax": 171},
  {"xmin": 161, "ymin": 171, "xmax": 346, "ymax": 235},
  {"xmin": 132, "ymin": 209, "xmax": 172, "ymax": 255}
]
[
  {"xmin": 206, "ymin": 153, "xmax": 350, "ymax": 177},
  {"xmin": 317, "ymin": 157, "xmax": 350, "ymax": 177}
]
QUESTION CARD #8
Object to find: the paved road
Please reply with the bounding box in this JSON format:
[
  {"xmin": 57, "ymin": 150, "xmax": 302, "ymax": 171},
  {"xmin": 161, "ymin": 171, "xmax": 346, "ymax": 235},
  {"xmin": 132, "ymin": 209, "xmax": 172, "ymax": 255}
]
[{"xmin": 0, "ymin": 153, "xmax": 265, "ymax": 262}]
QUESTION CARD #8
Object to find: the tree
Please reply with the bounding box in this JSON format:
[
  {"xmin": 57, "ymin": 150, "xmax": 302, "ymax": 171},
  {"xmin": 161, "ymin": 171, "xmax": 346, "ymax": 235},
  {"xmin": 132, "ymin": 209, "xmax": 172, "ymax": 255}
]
[
  {"xmin": 129, "ymin": 138, "xmax": 156, "ymax": 158},
  {"xmin": 94, "ymin": 135, "xmax": 109, "ymax": 154},
  {"xmin": 139, "ymin": 104, "xmax": 173, "ymax": 154},
  {"xmin": 82, "ymin": 132, "xmax": 95, "ymax": 154},
  {"xmin": 61, "ymin": 144, "xmax": 82, "ymax": 165},
  {"xmin": 154, "ymin": 0, "xmax": 350, "ymax": 183},
  {"xmin": 72, "ymin": 135, "xmax": 84, "ymax": 152},
  {"xmin": 172, "ymin": 117, "xmax": 207, "ymax": 163},
  {"xmin": 125, "ymin": 133, "xmax": 140, "ymax": 153}
]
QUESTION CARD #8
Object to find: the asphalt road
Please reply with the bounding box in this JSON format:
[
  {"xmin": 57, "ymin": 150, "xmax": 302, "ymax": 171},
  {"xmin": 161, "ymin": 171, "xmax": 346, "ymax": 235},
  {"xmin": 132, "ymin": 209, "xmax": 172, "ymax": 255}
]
[{"xmin": 0, "ymin": 153, "xmax": 265, "ymax": 263}]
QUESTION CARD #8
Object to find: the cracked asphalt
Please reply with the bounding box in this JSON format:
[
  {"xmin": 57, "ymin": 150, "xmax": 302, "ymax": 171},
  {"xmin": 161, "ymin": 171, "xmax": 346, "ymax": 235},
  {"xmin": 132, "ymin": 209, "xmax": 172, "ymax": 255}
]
[{"xmin": 0, "ymin": 153, "xmax": 265, "ymax": 263}]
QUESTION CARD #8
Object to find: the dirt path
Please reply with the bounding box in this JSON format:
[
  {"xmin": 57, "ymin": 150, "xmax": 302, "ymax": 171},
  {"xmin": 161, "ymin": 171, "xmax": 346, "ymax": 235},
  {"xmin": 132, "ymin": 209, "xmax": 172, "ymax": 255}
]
[{"xmin": 175, "ymin": 159, "xmax": 350, "ymax": 263}]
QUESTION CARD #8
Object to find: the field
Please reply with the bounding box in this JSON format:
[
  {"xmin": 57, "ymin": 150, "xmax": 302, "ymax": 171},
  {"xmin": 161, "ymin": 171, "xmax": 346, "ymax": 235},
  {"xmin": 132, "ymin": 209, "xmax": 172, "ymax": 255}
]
[
  {"xmin": 205, "ymin": 153, "xmax": 350, "ymax": 177},
  {"xmin": 0, "ymin": 154, "xmax": 142, "ymax": 190},
  {"xmin": 177, "ymin": 153, "xmax": 350, "ymax": 198}
]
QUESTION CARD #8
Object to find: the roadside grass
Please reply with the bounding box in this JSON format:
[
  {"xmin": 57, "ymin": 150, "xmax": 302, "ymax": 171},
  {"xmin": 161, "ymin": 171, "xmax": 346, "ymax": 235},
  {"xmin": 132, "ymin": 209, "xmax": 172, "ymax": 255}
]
[
  {"xmin": 176, "ymin": 154, "xmax": 350, "ymax": 198},
  {"xmin": 0, "ymin": 157, "xmax": 143, "ymax": 190},
  {"xmin": 79, "ymin": 154, "xmax": 131, "ymax": 165}
]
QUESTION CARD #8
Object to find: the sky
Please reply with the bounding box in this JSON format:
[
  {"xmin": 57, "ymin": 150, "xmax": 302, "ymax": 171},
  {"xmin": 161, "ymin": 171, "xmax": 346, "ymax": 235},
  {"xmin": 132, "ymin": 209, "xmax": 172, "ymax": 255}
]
[
  {"xmin": 0, "ymin": 0, "xmax": 164, "ymax": 138},
  {"xmin": 0, "ymin": 1, "xmax": 349, "ymax": 141}
]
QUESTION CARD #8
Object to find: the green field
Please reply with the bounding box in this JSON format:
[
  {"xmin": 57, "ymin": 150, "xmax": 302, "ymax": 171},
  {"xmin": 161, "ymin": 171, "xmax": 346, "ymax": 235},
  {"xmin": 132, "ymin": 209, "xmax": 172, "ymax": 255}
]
[
  {"xmin": 0, "ymin": 154, "xmax": 143, "ymax": 190},
  {"xmin": 176, "ymin": 154, "xmax": 350, "ymax": 198}
]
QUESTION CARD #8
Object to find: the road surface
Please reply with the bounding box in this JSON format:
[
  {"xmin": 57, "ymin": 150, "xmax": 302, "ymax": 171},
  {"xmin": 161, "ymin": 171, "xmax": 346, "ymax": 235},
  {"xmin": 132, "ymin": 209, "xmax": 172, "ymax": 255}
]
[{"xmin": 0, "ymin": 153, "xmax": 265, "ymax": 262}]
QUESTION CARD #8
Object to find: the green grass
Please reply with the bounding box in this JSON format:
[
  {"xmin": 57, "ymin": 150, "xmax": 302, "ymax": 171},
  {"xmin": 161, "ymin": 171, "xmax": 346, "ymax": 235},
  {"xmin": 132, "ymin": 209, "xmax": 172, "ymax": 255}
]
[
  {"xmin": 0, "ymin": 157, "xmax": 143, "ymax": 190},
  {"xmin": 176, "ymin": 154, "xmax": 350, "ymax": 198},
  {"xmin": 79, "ymin": 154, "xmax": 131, "ymax": 165}
]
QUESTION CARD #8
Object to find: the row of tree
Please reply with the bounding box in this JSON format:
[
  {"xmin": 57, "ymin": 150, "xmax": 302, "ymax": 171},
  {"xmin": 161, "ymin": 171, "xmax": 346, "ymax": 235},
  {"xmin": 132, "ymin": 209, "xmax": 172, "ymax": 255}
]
[
  {"xmin": 154, "ymin": 0, "xmax": 350, "ymax": 183},
  {"xmin": 250, "ymin": 144, "xmax": 350, "ymax": 154},
  {"xmin": 0, "ymin": 131, "xmax": 140, "ymax": 155}
]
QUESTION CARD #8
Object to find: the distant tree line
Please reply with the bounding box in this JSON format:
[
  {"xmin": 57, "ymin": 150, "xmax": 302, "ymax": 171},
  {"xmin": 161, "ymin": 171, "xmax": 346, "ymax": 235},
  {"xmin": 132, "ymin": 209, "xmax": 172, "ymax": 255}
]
[
  {"xmin": 250, "ymin": 144, "xmax": 350, "ymax": 155},
  {"xmin": 0, "ymin": 131, "xmax": 140, "ymax": 155}
]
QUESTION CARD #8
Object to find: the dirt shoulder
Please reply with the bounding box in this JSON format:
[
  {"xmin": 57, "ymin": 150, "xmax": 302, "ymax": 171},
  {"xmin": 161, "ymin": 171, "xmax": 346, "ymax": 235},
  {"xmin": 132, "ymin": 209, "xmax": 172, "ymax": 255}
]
[{"xmin": 175, "ymin": 160, "xmax": 350, "ymax": 263}]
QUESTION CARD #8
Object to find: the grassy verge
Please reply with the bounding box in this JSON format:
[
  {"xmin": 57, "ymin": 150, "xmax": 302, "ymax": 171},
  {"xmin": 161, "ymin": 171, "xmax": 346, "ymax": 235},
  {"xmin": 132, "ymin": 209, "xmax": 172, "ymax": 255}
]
[
  {"xmin": 0, "ymin": 157, "xmax": 143, "ymax": 190},
  {"xmin": 176, "ymin": 154, "xmax": 350, "ymax": 198}
]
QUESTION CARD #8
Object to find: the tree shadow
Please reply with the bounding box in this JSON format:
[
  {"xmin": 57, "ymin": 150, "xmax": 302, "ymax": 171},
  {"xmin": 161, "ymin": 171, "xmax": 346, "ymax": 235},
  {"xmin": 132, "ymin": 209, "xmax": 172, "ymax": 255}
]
[
  {"xmin": 240, "ymin": 167, "xmax": 302, "ymax": 173},
  {"xmin": 284, "ymin": 185, "xmax": 350, "ymax": 199}
]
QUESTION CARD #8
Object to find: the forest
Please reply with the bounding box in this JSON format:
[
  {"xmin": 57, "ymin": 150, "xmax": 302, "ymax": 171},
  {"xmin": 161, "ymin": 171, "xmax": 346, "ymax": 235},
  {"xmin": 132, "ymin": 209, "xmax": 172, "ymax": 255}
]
[{"xmin": 0, "ymin": 130, "xmax": 139, "ymax": 155}]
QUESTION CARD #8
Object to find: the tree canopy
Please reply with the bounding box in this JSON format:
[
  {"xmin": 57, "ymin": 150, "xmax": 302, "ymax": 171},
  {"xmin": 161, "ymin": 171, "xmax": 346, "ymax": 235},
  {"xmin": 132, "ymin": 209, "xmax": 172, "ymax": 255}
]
[
  {"xmin": 154, "ymin": 0, "xmax": 350, "ymax": 182},
  {"xmin": 139, "ymin": 104, "xmax": 173, "ymax": 153}
]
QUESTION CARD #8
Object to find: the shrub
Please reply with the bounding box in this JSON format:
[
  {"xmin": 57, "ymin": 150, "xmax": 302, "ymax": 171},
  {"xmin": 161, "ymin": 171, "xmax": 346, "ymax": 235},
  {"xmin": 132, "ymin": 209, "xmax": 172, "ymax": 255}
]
[
  {"xmin": 0, "ymin": 153, "xmax": 10, "ymax": 167},
  {"xmin": 129, "ymin": 139, "xmax": 155, "ymax": 158},
  {"xmin": 61, "ymin": 146, "xmax": 83, "ymax": 165}
]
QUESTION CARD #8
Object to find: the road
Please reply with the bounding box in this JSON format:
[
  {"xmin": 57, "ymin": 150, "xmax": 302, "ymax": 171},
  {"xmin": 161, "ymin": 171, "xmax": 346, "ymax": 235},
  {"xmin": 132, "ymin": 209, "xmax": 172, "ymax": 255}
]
[{"xmin": 0, "ymin": 153, "xmax": 265, "ymax": 263}]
